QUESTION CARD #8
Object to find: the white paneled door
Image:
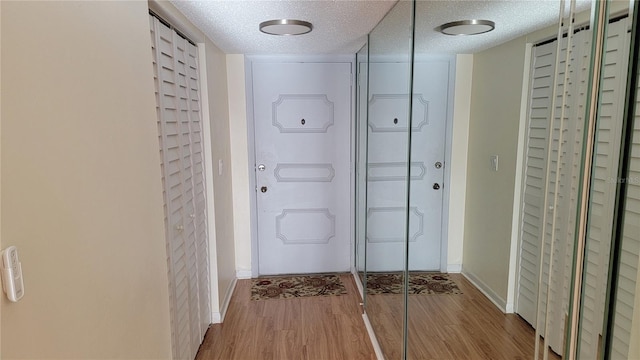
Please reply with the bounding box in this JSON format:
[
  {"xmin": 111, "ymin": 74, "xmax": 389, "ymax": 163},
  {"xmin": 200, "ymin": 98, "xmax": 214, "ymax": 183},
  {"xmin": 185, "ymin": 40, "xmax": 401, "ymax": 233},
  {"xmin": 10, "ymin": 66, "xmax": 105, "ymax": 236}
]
[
  {"xmin": 150, "ymin": 14, "xmax": 210, "ymax": 360},
  {"xmin": 251, "ymin": 61, "xmax": 352, "ymax": 275},
  {"xmin": 365, "ymin": 60, "xmax": 449, "ymax": 272}
]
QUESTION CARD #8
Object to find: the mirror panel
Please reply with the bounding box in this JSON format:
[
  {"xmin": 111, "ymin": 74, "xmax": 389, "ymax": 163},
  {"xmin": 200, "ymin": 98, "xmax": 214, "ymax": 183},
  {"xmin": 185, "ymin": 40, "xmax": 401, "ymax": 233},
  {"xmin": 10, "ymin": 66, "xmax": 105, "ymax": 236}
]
[{"xmin": 364, "ymin": 1, "xmax": 415, "ymax": 359}]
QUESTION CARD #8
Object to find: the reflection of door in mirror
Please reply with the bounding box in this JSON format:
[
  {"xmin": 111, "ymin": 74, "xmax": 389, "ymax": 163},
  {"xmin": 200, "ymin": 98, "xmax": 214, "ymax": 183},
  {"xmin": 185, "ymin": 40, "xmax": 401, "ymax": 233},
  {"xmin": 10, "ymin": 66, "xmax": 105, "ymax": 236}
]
[{"xmin": 365, "ymin": 59, "xmax": 450, "ymax": 272}]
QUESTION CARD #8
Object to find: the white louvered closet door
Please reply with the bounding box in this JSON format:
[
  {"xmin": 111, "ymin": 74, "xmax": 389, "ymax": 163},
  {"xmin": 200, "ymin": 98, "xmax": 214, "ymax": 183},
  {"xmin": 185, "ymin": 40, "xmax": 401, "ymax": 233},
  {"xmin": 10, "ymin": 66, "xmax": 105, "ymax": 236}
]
[
  {"xmin": 580, "ymin": 18, "xmax": 630, "ymax": 359},
  {"xmin": 518, "ymin": 18, "xmax": 632, "ymax": 357},
  {"xmin": 608, "ymin": 16, "xmax": 639, "ymax": 359},
  {"xmin": 517, "ymin": 28, "xmax": 591, "ymax": 354},
  {"xmin": 150, "ymin": 15, "xmax": 211, "ymax": 360},
  {"xmin": 517, "ymin": 39, "xmax": 558, "ymax": 327}
]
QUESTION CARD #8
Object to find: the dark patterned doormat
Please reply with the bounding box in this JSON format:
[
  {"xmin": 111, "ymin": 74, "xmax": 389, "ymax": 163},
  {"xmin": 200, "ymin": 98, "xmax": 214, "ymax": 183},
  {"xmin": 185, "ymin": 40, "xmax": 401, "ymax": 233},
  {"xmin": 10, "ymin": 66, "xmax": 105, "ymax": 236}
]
[
  {"xmin": 364, "ymin": 272, "xmax": 462, "ymax": 295},
  {"xmin": 250, "ymin": 274, "xmax": 347, "ymax": 300}
]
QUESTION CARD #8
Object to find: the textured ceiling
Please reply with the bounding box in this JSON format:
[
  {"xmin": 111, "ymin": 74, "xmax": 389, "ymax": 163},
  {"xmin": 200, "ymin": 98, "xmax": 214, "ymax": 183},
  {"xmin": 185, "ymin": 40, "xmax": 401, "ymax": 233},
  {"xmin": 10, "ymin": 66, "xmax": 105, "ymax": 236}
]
[
  {"xmin": 169, "ymin": 0, "xmax": 397, "ymax": 54},
  {"xmin": 170, "ymin": 0, "xmax": 592, "ymax": 55}
]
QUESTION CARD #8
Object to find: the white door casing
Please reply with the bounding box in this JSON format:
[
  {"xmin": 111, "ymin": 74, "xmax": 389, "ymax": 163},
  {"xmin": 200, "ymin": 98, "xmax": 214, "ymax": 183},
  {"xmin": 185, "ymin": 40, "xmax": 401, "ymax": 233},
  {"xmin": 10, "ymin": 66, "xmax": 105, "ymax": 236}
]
[
  {"xmin": 365, "ymin": 59, "xmax": 450, "ymax": 272},
  {"xmin": 251, "ymin": 61, "xmax": 352, "ymax": 275}
]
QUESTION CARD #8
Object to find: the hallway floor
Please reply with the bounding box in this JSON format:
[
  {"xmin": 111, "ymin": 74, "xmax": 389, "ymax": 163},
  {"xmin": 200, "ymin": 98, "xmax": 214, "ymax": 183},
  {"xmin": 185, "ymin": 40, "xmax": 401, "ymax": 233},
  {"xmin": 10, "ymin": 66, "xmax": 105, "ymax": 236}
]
[
  {"xmin": 195, "ymin": 273, "xmax": 557, "ymax": 360},
  {"xmin": 195, "ymin": 274, "xmax": 376, "ymax": 360},
  {"xmin": 367, "ymin": 273, "xmax": 551, "ymax": 359}
]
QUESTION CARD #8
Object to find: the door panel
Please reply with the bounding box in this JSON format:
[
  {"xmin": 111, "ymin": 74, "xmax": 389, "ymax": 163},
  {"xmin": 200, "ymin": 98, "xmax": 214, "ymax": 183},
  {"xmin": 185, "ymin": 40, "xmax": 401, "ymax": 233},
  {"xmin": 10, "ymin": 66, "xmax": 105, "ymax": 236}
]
[
  {"xmin": 366, "ymin": 60, "xmax": 448, "ymax": 272},
  {"xmin": 252, "ymin": 62, "xmax": 351, "ymax": 275}
]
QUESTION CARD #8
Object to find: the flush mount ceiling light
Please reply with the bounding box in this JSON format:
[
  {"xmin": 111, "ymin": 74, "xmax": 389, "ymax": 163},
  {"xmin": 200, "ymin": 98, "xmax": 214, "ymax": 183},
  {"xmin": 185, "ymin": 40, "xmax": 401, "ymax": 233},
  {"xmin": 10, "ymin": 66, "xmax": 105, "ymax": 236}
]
[
  {"xmin": 259, "ymin": 19, "xmax": 313, "ymax": 36},
  {"xmin": 437, "ymin": 20, "xmax": 495, "ymax": 36}
]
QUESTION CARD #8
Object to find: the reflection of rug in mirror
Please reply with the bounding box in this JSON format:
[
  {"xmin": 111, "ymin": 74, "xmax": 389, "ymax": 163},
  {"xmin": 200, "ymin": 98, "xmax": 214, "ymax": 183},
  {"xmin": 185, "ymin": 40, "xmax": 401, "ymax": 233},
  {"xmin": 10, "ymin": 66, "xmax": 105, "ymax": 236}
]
[
  {"xmin": 250, "ymin": 274, "xmax": 347, "ymax": 300},
  {"xmin": 363, "ymin": 272, "xmax": 462, "ymax": 295}
]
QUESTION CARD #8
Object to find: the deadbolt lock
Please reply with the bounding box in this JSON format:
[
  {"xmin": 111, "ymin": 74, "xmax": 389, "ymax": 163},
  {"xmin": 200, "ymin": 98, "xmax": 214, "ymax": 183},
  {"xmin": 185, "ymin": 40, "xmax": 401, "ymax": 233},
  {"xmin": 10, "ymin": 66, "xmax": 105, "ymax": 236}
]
[
  {"xmin": 433, "ymin": 183, "xmax": 440, "ymax": 190},
  {"xmin": 435, "ymin": 161, "xmax": 442, "ymax": 169},
  {"xmin": 260, "ymin": 186, "xmax": 268, "ymax": 193}
]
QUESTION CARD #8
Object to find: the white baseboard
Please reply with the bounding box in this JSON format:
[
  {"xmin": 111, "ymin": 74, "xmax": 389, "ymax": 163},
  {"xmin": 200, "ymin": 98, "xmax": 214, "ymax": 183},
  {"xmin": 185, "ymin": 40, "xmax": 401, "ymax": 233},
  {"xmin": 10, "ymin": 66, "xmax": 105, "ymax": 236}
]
[
  {"xmin": 362, "ymin": 313, "xmax": 386, "ymax": 360},
  {"xmin": 211, "ymin": 312, "xmax": 222, "ymax": 324},
  {"xmin": 447, "ymin": 264, "xmax": 462, "ymax": 273},
  {"xmin": 505, "ymin": 302, "xmax": 514, "ymax": 313},
  {"xmin": 351, "ymin": 269, "xmax": 364, "ymax": 300},
  {"xmin": 219, "ymin": 277, "xmax": 238, "ymax": 323},
  {"xmin": 461, "ymin": 270, "xmax": 507, "ymax": 313},
  {"xmin": 236, "ymin": 270, "xmax": 252, "ymax": 279}
]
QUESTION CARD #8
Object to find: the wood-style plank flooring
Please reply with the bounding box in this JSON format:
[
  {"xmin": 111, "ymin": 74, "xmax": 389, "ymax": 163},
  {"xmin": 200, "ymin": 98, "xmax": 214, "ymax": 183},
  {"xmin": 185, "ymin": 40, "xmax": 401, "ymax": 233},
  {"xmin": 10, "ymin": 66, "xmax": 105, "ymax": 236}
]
[
  {"xmin": 195, "ymin": 274, "xmax": 376, "ymax": 360},
  {"xmin": 367, "ymin": 274, "xmax": 560, "ymax": 360},
  {"xmin": 196, "ymin": 273, "xmax": 557, "ymax": 360}
]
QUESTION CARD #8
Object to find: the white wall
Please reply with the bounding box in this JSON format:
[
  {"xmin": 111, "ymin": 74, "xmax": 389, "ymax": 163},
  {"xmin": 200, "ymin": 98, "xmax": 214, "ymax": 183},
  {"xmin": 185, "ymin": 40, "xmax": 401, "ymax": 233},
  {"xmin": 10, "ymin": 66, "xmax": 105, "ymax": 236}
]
[
  {"xmin": 462, "ymin": 35, "xmax": 528, "ymax": 311},
  {"xmin": 1, "ymin": 1, "xmax": 172, "ymax": 358},
  {"xmin": 447, "ymin": 54, "xmax": 473, "ymax": 272},
  {"xmin": 226, "ymin": 54, "xmax": 252, "ymax": 278}
]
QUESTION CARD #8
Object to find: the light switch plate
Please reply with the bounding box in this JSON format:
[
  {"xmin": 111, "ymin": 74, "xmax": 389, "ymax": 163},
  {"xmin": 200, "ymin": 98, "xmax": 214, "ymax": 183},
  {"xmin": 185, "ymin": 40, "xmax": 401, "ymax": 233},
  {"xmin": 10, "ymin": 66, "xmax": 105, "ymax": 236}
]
[
  {"xmin": 490, "ymin": 155, "xmax": 499, "ymax": 172},
  {"xmin": 1, "ymin": 246, "xmax": 24, "ymax": 302}
]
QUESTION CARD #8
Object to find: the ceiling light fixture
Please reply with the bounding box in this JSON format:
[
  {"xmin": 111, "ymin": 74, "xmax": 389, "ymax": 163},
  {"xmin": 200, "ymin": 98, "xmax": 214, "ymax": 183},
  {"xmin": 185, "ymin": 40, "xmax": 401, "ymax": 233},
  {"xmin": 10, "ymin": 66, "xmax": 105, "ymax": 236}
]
[
  {"xmin": 259, "ymin": 19, "xmax": 313, "ymax": 36},
  {"xmin": 437, "ymin": 20, "xmax": 495, "ymax": 36}
]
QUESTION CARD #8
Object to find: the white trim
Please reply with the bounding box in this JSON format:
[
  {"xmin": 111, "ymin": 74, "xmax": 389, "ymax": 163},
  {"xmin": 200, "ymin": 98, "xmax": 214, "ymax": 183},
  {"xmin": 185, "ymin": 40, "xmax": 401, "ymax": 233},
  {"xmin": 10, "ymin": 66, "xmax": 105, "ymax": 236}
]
[
  {"xmin": 351, "ymin": 269, "xmax": 364, "ymax": 299},
  {"xmin": 461, "ymin": 270, "xmax": 509, "ymax": 313},
  {"xmin": 362, "ymin": 313, "xmax": 386, "ymax": 360},
  {"xmin": 447, "ymin": 264, "xmax": 462, "ymax": 273},
  {"xmin": 245, "ymin": 54, "xmax": 355, "ymax": 63},
  {"xmin": 509, "ymin": 43, "xmax": 534, "ymax": 316},
  {"xmin": 219, "ymin": 277, "xmax": 238, "ymax": 323},
  {"xmin": 244, "ymin": 57, "xmax": 260, "ymax": 278},
  {"xmin": 197, "ymin": 42, "xmax": 221, "ymax": 323},
  {"xmin": 350, "ymin": 57, "xmax": 357, "ymax": 276},
  {"xmin": 440, "ymin": 55, "xmax": 456, "ymax": 272},
  {"xmin": 148, "ymin": 0, "xmax": 203, "ymax": 44},
  {"xmin": 211, "ymin": 312, "xmax": 221, "ymax": 324},
  {"xmin": 236, "ymin": 270, "xmax": 252, "ymax": 279}
]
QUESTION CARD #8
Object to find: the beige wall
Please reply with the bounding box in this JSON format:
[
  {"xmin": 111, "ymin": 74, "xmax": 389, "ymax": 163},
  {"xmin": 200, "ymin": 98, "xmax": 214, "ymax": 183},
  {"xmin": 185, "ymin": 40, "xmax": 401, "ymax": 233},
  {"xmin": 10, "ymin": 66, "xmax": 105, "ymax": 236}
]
[
  {"xmin": 203, "ymin": 44, "xmax": 236, "ymax": 310},
  {"xmin": 462, "ymin": 35, "xmax": 527, "ymax": 308},
  {"xmin": 226, "ymin": 54, "xmax": 252, "ymax": 277},
  {"xmin": 1, "ymin": 1, "xmax": 172, "ymax": 358}
]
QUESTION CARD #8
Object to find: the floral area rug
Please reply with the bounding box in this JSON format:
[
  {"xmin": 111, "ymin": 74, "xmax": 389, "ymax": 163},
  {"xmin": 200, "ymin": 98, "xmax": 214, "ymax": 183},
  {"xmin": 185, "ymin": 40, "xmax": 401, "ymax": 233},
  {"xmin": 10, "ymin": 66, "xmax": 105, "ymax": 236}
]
[
  {"xmin": 250, "ymin": 274, "xmax": 347, "ymax": 300},
  {"xmin": 364, "ymin": 272, "xmax": 462, "ymax": 295}
]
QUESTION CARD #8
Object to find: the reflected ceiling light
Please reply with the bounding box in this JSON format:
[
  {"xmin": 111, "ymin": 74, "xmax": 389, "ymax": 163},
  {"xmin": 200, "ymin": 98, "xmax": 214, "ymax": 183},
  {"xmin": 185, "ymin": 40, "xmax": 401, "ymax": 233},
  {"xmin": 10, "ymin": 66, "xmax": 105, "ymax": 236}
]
[
  {"xmin": 259, "ymin": 19, "xmax": 313, "ymax": 36},
  {"xmin": 437, "ymin": 20, "xmax": 495, "ymax": 36}
]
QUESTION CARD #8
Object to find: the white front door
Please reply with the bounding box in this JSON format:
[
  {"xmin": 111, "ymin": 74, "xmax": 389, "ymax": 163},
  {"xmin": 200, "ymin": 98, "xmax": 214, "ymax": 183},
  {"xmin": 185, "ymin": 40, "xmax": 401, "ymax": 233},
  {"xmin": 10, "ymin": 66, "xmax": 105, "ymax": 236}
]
[
  {"xmin": 251, "ymin": 61, "xmax": 352, "ymax": 275},
  {"xmin": 365, "ymin": 59, "xmax": 450, "ymax": 272}
]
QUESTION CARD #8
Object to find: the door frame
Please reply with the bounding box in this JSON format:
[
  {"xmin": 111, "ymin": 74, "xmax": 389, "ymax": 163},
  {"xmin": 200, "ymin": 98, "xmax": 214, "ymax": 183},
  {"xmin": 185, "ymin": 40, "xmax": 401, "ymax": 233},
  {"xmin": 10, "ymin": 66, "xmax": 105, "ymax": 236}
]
[
  {"xmin": 245, "ymin": 54, "xmax": 455, "ymax": 276},
  {"xmin": 245, "ymin": 55, "xmax": 357, "ymax": 277}
]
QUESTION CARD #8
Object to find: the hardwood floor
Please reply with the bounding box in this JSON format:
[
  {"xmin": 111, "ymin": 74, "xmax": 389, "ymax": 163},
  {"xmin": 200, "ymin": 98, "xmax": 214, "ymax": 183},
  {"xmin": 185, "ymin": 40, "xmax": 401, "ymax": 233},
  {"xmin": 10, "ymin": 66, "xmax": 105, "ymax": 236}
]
[
  {"xmin": 195, "ymin": 274, "xmax": 376, "ymax": 360},
  {"xmin": 367, "ymin": 273, "xmax": 560, "ymax": 360},
  {"xmin": 196, "ymin": 273, "xmax": 557, "ymax": 360}
]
